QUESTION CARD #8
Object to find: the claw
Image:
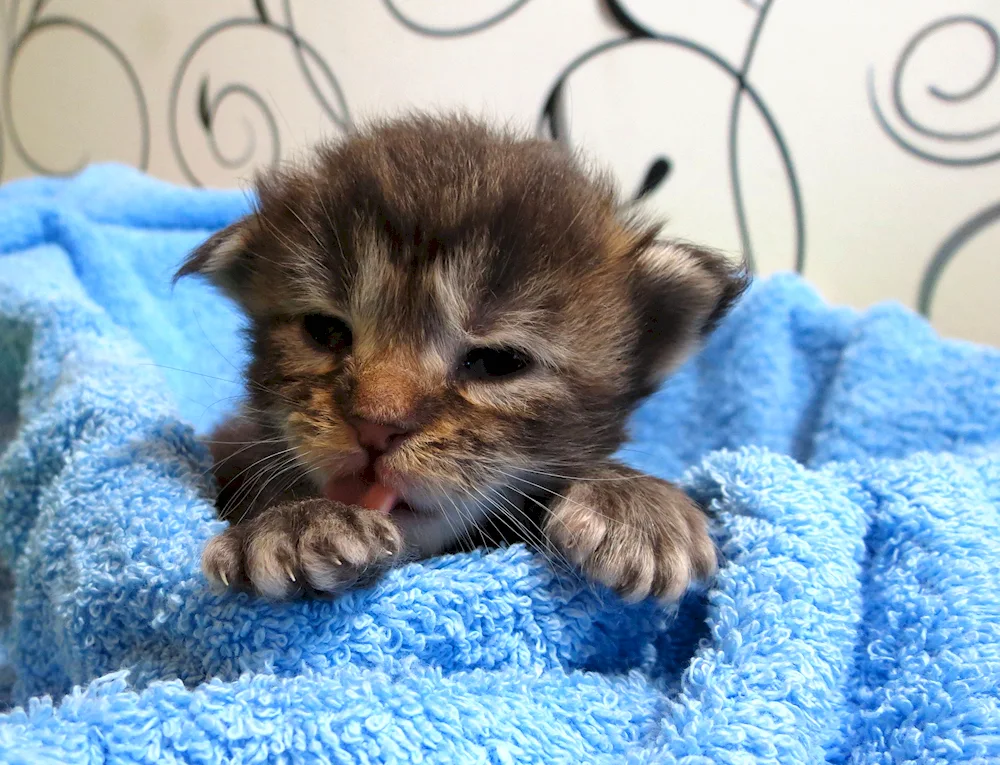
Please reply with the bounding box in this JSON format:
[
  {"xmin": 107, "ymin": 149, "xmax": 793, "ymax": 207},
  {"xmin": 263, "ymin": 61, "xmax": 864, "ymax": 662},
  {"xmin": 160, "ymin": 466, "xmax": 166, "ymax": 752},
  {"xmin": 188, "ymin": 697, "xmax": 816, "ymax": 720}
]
[
  {"xmin": 331, "ymin": 555, "xmax": 342, "ymax": 566},
  {"xmin": 286, "ymin": 566, "xmax": 297, "ymax": 583},
  {"xmin": 382, "ymin": 548, "xmax": 394, "ymax": 557},
  {"xmin": 219, "ymin": 570, "xmax": 229, "ymax": 587}
]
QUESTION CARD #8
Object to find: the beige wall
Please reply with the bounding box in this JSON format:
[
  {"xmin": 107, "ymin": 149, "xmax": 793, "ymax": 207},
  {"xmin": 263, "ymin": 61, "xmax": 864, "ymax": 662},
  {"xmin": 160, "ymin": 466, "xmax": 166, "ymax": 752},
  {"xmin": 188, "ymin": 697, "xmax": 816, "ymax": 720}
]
[{"xmin": 2, "ymin": 0, "xmax": 998, "ymax": 344}]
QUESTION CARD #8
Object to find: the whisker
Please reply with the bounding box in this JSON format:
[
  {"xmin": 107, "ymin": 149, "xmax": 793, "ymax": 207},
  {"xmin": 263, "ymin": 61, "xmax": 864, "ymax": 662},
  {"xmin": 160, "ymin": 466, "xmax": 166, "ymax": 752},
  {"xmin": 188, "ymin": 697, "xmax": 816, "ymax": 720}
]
[
  {"xmin": 284, "ymin": 202, "xmax": 326, "ymax": 251},
  {"xmin": 137, "ymin": 362, "xmax": 241, "ymax": 387},
  {"xmin": 218, "ymin": 446, "xmax": 301, "ymax": 519},
  {"xmin": 190, "ymin": 393, "xmax": 250, "ymax": 418},
  {"xmin": 452, "ymin": 452, "xmax": 661, "ymax": 483},
  {"xmin": 232, "ymin": 454, "xmax": 302, "ymax": 525},
  {"xmin": 465, "ymin": 488, "xmax": 512, "ymax": 550},
  {"xmin": 220, "ymin": 455, "xmax": 296, "ymax": 520},
  {"xmin": 256, "ymin": 212, "xmax": 320, "ymax": 265},
  {"xmin": 241, "ymin": 456, "xmax": 306, "ymax": 524},
  {"xmin": 479, "ymin": 486, "xmax": 583, "ymax": 584},
  {"xmin": 503, "ymin": 464, "xmax": 656, "ymax": 483},
  {"xmin": 241, "ymin": 245, "xmax": 284, "ymax": 270},
  {"xmin": 504, "ymin": 479, "xmax": 644, "ymax": 536},
  {"xmin": 440, "ymin": 493, "xmax": 480, "ymax": 554},
  {"xmin": 314, "ymin": 176, "xmax": 346, "ymax": 261},
  {"xmin": 200, "ymin": 436, "xmax": 288, "ymax": 446},
  {"xmin": 471, "ymin": 486, "xmax": 536, "ymax": 548},
  {"xmin": 500, "ymin": 483, "xmax": 580, "ymax": 537},
  {"xmin": 453, "ymin": 491, "xmax": 505, "ymax": 554},
  {"xmin": 196, "ymin": 438, "xmax": 283, "ymax": 482},
  {"xmin": 190, "ymin": 308, "xmax": 245, "ymax": 378},
  {"xmin": 138, "ymin": 363, "xmax": 298, "ymax": 408},
  {"xmin": 475, "ymin": 486, "xmax": 572, "ymax": 572}
]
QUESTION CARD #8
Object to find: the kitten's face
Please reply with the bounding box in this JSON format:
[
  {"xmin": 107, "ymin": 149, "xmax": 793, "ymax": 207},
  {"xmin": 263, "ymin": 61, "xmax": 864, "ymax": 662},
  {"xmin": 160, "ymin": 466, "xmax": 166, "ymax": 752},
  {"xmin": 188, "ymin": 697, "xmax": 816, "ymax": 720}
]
[{"xmin": 179, "ymin": 116, "xmax": 746, "ymax": 520}]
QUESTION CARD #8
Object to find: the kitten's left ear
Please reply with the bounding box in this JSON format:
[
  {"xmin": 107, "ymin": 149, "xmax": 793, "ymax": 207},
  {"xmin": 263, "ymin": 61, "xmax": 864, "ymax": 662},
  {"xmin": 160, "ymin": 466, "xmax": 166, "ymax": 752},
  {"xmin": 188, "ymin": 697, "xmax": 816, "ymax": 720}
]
[
  {"xmin": 173, "ymin": 216, "xmax": 254, "ymax": 297},
  {"xmin": 629, "ymin": 238, "xmax": 750, "ymax": 388}
]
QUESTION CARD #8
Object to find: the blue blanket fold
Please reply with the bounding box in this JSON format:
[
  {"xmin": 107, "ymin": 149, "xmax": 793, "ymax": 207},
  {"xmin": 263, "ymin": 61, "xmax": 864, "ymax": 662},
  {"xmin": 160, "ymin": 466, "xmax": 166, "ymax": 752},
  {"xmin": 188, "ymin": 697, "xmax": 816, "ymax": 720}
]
[{"xmin": 0, "ymin": 165, "xmax": 998, "ymax": 763}]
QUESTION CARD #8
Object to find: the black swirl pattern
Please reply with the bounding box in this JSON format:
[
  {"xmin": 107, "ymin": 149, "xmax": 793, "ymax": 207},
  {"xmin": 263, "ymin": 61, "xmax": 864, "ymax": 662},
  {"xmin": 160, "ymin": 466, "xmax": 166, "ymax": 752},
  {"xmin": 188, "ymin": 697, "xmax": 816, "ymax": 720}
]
[
  {"xmin": 382, "ymin": 0, "xmax": 532, "ymax": 37},
  {"xmin": 868, "ymin": 15, "xmax": 1000, "ymax": 167},
  {"xmin": 540, "ymin": 0, "xmax": 805, "ymax": 274},
  {"xmin": 868, "ymin": 14, "xmax": 1000, "ymax": 316},
  {"xmin": 3, "ymin": 0, "xmax": 150, "ymax": 175},
  {"xmin": 169, "ymin": 0, "xmax": 352, "ymax": 187},
  {"xmin": 918, "ymin": 201, "xmax": 1000, "ymax": 319}
]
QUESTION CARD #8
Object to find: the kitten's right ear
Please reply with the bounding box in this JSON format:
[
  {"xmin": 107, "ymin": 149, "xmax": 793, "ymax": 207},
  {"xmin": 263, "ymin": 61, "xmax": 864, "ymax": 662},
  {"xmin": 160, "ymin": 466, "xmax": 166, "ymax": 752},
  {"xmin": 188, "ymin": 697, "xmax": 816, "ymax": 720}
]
[
  {"xmin": 628, "ymin": 237, "xmax": 750, "ymax": 391},
  {"xmin": 173, "ymin": 217, "xmax": 252, "ymax": 294}
]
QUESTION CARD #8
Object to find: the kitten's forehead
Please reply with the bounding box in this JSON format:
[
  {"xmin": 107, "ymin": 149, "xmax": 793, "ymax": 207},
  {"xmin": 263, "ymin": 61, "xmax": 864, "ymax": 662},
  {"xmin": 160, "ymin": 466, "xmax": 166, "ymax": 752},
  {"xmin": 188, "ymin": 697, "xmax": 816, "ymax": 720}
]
[
  {"xmin": 323, "ymin": 120, "xmax": 622, "ymax": 267},
  {"xmin": 245, "ymin": 117, "xmax": 630, "ymax": 317},
  {"xmin": 347, "ymin": 218, "xmax": 574, "ymax": 357}
]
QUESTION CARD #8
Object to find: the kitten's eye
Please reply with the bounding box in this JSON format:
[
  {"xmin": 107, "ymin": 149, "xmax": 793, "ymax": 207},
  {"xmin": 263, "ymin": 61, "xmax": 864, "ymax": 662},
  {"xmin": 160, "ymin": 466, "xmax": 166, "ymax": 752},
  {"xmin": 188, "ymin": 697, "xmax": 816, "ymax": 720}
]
[
  {"xmin": 303, "ymin": 313, "xmax": 353, "ymax": 353},
  {"xmin": 459, "ymin": 346, "xmax": 532, "ymax": 381}
]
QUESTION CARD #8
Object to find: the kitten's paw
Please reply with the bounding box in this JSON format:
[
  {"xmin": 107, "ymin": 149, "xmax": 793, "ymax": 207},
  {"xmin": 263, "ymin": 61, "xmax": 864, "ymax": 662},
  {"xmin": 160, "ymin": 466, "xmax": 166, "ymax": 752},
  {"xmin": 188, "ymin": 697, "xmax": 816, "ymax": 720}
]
[
  {"xmin": 202, "ymin": 498, "xmax": 403, "ymax": 599},
  {"xmin": 544, "ymin": 466, "xmax": 716, "ymax": 603}
]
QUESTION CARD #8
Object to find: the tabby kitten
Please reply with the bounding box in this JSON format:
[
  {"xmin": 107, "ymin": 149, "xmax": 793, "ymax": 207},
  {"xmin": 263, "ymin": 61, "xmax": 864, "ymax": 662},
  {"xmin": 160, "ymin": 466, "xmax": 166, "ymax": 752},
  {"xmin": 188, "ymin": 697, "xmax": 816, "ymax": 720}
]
[{"xmin": 176, "ymin": 114, "xmax": 748, "ymax": 602}]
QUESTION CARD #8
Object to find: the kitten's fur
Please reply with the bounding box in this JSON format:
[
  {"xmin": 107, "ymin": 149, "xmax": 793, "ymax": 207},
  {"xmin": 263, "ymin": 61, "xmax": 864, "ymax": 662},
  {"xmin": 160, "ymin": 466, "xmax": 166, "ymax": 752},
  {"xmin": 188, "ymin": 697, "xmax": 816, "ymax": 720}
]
[{"xmin": 176, "ymin": 114, "xmax": 748, "ymax": 602}]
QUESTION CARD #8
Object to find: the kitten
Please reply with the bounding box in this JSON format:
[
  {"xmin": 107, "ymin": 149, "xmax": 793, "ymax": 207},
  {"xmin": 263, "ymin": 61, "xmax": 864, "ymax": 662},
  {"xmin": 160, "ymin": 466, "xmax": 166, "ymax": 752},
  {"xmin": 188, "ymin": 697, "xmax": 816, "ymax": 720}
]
[{"xmin": 176, "ymin": 114, "xmax": 748, "ymax": 602}]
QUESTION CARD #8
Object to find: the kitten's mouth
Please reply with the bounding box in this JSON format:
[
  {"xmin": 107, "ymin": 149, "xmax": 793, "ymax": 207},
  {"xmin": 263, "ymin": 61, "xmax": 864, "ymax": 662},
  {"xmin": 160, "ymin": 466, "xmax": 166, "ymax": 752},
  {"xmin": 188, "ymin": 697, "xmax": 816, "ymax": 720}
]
[{"xmin": 321, "ymin": 466, "xmax": 409, "ymax": 516}]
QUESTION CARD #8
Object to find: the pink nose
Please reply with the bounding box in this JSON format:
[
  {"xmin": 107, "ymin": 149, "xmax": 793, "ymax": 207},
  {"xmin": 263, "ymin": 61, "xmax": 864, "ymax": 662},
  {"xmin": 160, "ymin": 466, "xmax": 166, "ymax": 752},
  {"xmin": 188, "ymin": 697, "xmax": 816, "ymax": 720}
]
[{"xmin": 352, "ymin": 419, "xmax": 411, "ymax": 452}]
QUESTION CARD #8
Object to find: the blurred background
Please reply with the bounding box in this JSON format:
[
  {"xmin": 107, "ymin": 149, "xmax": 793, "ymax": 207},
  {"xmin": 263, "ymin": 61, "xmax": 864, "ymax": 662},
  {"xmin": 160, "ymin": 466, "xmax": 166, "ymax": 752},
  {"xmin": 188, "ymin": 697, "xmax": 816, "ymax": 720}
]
[{"xmin": 1, "ymin": 0, "xmax": 997, "ymax": 344}]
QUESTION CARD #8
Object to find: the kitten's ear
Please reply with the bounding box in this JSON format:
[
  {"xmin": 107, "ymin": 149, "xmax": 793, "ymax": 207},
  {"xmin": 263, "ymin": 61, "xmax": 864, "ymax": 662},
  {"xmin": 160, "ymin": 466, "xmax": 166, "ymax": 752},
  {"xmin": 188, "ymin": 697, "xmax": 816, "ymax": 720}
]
[
  {"xmin": 173, "ymin": 216, "xmax": 254, "ymax": 295},
  {"xmin": 630, "ymin": 238, "xmax": 750, "ymax": 388}
]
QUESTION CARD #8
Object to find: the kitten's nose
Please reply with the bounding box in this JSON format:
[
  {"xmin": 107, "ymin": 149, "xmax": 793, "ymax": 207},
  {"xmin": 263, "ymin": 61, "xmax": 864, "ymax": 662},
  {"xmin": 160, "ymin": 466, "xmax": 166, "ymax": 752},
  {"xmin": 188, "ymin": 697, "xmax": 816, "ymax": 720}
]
[{"xmin": 351, "ymin": 418, "xmax": 411, "ymax": 453}]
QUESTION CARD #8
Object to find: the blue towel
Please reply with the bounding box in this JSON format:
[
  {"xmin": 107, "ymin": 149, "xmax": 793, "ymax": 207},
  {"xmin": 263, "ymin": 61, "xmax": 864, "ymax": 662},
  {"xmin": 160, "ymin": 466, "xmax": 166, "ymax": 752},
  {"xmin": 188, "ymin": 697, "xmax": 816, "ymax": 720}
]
[{"xmin": 0, "ymin": 164, "xmax": 998, "ymax": 763}]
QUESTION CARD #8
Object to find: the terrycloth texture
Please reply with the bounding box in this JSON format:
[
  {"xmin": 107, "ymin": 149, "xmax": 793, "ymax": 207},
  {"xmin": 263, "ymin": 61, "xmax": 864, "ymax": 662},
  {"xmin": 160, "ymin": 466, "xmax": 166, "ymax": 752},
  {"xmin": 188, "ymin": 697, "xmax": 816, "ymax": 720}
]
[{"xmin": 0, "ymin": 165, "xmax": 999, "ymax": 764}]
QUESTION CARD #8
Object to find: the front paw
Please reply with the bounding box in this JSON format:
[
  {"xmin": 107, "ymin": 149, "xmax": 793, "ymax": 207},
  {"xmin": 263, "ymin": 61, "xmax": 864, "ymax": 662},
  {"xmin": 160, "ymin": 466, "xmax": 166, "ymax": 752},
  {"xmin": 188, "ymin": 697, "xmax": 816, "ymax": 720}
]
[
  {"xmin": 202, "ymin": 498, "xmax": 403, "ymax": 599},
  {"xmin": 544, "ymin": 466, "xmax": 717, "ymax": 602}
]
